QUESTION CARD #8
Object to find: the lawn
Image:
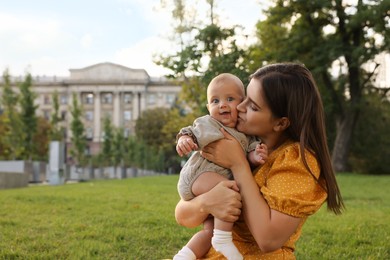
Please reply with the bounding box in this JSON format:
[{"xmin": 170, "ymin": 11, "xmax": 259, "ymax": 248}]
[{"xmin": 0, "ymin": 174, "xmax": 389, "ymax": 259}]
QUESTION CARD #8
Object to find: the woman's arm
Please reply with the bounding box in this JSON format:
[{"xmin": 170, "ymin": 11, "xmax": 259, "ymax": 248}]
[
  {"xmin": 175, "ymin": 181, "xmax": 242, "ymax": 228},
  {"xmin": 202, "ymin": 129, "xmax": 301, "ymax": 252}
]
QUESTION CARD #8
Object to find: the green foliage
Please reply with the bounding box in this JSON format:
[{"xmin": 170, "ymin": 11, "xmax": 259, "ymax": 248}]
[
  {"xmin": 135, "ymin": 108, "xmax": 171, "ymax": 148},
  {"xmin": 155, "ymin": 2, "xmax": 251, "ymax": 116},
  {"xmin": 134, "ymin": 108, "xmax": 177, "ymax": 171},
  {"xmin": 0, "ymin": 70, "xmax": 25, "ymax": 159},
  {"xmin": 18, "ymin": 73, "xmax": 38, "ymax": 160},
  {"xmin": 250, "ymin": 0, "xmax": 390, "ymax": 171},
  {"xmin": 101, "ymin": 116, "xmax": 114, "ymax": 166},
  {"xmin": 0, "ymin": 174, "xmax": 389, "ymax": 259},
  {"xmin": 50, "ymin": 90, "xmax": 64, "ymax": 141},
  {"xmin": 69, "ymin": 93, "xmax": 87, "ymax": 166},
  {"xmin": 112, "ymin": 127, "xmax": 125, "ymax": 167},
  {"xmin": 32, "ymin": 117, "xmax": 51, "ymax": 161},
  {"xmin": 350, "ymin": 93, "xmax": 390, "ymax": 174}
]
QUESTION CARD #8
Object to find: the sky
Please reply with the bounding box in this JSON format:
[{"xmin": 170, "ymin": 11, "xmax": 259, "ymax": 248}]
[{"xmin": 0, "ymin": 0, "xmax": 267, "ymax": 78}]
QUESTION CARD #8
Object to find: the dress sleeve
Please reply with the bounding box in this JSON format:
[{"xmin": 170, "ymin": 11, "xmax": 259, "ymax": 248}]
[{"xmin": 260, "ymin": 145, "xmax": 327, "ymax": 218}]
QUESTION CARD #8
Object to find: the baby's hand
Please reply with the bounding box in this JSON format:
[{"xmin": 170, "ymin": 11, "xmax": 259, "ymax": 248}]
[
  {"xmin": 254, "ymin": 143, "xmax": 268, "ymax": 165},
  {"xmin": 176, "ymin": 136, "xmax": 198, "ymax": 157}
]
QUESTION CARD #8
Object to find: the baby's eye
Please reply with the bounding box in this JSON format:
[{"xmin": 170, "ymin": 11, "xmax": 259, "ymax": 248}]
[
  {"xmin": 211, "ymin": 98, "xmax": 219, "ymax": 104},
  {"xmin": 227, "ymin": 97, "xmax": 234, "ymax": 102}
]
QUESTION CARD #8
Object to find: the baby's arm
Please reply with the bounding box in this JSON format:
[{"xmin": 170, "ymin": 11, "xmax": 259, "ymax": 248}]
[
  {"xmin": 176, "ymin": 135, "xmax": 198, "ymax": 157},
  {"xmin": 248, "ymin": 143, "xmax": 268, "ymax": 168},
  {"xmin": 176, "ymin": 116, "xmax": 222, "ymax": 157}
]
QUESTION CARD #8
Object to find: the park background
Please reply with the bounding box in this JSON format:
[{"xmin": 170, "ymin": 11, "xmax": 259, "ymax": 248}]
[{"xmin": 1, "ymin": 0, "xmax": 390, "ymax": 259}]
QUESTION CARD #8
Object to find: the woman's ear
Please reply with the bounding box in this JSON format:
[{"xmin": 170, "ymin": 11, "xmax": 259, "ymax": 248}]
[{"xmin": 274, "ymin": 117, "xmax": 290, "ymax": 132}]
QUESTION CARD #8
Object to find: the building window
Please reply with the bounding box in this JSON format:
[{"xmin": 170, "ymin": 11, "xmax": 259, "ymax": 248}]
[
  {"xmin": 147, "ymin": 94, "xmax": 156, "ymax": 104},
  {"xmin": 166, "ymin": 94, "xmax": 175, "ymax": 105},
  {"xmin": 85, "ymin": 111, "xmax": 94, "ymax": 121},
  {"xmin": 124, "ymin": 128, "xmax": 131, "ymax": 138},
  {"xmin": 86, "ymin": 128, "xmax": 93, "ymax": 140},
  {"xmin": 61, "ymin": 111, "xmax": 67, "ymax": 120},
  {"xmin": 84, "ymin": 145, "xmax": 91, "ymax": 155},
  {"xmin": 44, "ymin": 95, "xmax": 51, "ymax": 105},
  {"xmin": 101, "ymin": 92, "xmax": 113, "ymax": 104},
  {"xmin": 60, "ymin": 94, "xmax": 68, "ymax": 104},
  {"xmin": 43, "ymin": 110, "xmax": 51, "ymax": 120},
  {"xmin": 123, "ymin": 110, "xmax": 132, "ymax": 121},
  {"xmin": 123, "ymin": 93, "xmax": 132, "ymax": 104},
  {"xmin": 83, "ymin": 93, "xmax": 94, "ymax": 104}
]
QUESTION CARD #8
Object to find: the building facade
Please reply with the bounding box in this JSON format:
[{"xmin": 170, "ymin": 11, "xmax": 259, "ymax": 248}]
[{"xmin": 3, "ymin": 62, "xmax": 181, "ymax": 157}]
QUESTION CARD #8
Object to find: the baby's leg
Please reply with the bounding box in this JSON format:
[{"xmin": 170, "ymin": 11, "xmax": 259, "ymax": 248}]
[
  {"xmin": 193, "ymin": 172, "xmax": 243, "ymax": 260},
  {"xmin": 191, "ymin": 171, "xmax": 228, "ymax": 197},
  {"xmin": 212, "ymin": 218, "xmax": 242, "ymax": 260},
  {"xmin": 186, "ymin": 217, "xmax": 214, "ymax": 258},
  {"xmin": 174, "ymin": 217, "xmax": 213, "ymax": 259}
]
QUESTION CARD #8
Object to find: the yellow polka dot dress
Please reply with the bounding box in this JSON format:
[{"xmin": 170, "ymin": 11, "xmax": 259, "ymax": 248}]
[{"xmin": 203, "ymin": 140, "xmax": 327, "ymax": 259}]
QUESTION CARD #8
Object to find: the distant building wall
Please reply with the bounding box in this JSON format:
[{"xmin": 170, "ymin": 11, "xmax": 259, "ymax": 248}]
[{"xmin": 0, "ymin": 62, "xmax": 182, "ymax": 162}]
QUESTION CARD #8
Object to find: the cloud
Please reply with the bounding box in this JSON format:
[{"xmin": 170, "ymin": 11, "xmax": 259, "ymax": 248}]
[
  {"xmin": 0, "ymin": 12, "xmax": 69, "ymax": 52},
  {"xmin": 113, "ymin": 36, "xmax": 175, "ymax": 76}
]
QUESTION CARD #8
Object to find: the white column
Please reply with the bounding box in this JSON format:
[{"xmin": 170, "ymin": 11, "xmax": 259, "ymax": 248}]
[
  {"xmin": 133, "ymin": 92, "xmax": 139, "ymax": 120},
  {"xmin": 113, "ymin": 91, "xmax": 120, "ymax": 127},
  {"xmin": 140, "ymin": 92, "xmax": 146, "ymax": 116},
  {"xmin": 67, "ymin": 92, "xmax": 75, "ymax": 143},
  {"xmin": 93, "ymin": 91, "xmax": 101, "ymax": 142}
]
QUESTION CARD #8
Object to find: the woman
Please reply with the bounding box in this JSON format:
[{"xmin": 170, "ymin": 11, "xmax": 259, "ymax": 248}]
[{"xmin": 175, "ymin": 63, "xmax": 344, "ymax": 259}]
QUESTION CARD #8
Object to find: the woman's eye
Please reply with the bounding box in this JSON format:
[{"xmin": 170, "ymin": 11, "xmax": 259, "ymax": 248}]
[{"xmin": 250, "ymin": 104, "xmax": 258, "ymax": 111}]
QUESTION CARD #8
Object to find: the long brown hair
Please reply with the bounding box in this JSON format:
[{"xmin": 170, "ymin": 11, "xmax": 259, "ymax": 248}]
[{"xmin": 251, "ymin": 63, "xmax": 344, "ymax": 214}]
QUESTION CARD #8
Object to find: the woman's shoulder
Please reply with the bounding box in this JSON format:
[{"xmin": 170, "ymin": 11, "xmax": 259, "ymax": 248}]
[
  {"xmin": 275, "ymin": 141, "xmax": 316, "ymax": 159},
  {"xmin": 272, "ymin": 141, "xmax": 320, "ymax": 178}
]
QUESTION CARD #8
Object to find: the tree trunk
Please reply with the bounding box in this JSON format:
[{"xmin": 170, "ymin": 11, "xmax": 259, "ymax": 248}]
[{"xmin": 331, "ymin": 110, "xmax": 359, "ymax": 172}]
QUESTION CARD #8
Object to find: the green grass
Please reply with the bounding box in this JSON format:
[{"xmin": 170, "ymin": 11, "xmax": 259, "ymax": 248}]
[{"xmin": 0, "ymin": 174, "xmax": 389, "ymax": 259}]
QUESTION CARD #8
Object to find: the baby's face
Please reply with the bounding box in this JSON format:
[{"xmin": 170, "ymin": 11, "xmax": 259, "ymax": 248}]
[{"xmin": 207, "ymin": 80, "xmax": 244, "ymax": 128}]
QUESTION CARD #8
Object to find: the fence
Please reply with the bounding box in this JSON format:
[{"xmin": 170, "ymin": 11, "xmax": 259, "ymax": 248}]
[{"xmin": 0, "ymin": 160, "xmax": 165, "ymax": 189}]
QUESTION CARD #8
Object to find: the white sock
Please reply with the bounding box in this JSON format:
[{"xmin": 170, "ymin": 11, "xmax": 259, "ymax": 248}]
[
  {"xmin": 211, "ymin": 229, "xmax": 243, "ymax": 260},
  {"xmin": 173, "ymin": 246, "xmax": 196, "ymax": 260}
]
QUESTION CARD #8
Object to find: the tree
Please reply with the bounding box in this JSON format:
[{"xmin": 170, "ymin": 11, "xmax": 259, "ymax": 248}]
[
  {"xmin": 50, "ymin": 90, "xmax": 64, "ymax": 141},
  {"xmin": 112, "ymin": 127, "xmax": 126, "ymax": 173},
  {"xmin": 18, "ymin": 73, "xmax": 38, "ymax": 160},
  {"xmin": 350, "ymin": 92, "xmax": 390, "ymax": 174},
  {"xmin": 250, "ymin": 0, "xmax": 390, "ymax": 171},
  {"xmin": 32, "ymin": 117, "xmax": 51, "ymax": 161},
  {"xmin": 69, "ymin": 93, "xmax": 87, "ymax": 166},
  {"xmin": 101, "ymin": 116, "xmax": 114, "ymax": 166},
  {"xmin": 0, "ymin": 69, "xmax": 24, "ymax": 159},
  {"xmin": 156, "ymin": 0, "xmax": 251, "ymax": 115},
  {"xmin": 135, "ymin": 108, "xmax": 171, "ymax": 148}
]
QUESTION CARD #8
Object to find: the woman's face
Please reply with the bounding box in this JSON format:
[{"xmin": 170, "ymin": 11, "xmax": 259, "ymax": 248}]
[{"xmin": 236, "ymin": 78, "xmax": 278, "ymax": 138}]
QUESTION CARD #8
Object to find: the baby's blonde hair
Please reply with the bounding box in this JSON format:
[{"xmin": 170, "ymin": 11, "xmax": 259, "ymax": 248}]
[{"xmin": 207, "ymin": 73, "xmax": 245, "ymax": 100}]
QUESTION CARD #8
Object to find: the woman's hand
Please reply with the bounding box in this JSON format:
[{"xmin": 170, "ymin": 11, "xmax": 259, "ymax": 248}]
[
  {"xmin": 202, "ymin": 181, "xmax": 242, "ymax": 222},
  {"xmin": 201, "ymin": 128, "xmax": 248, "ymax": 170},
  {"xmin": 175, "ymin": 180, "xmax": 242, "ymax": 227}
]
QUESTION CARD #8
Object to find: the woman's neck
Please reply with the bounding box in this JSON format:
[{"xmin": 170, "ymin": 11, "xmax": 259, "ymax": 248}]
[{"xmin": 263, "ymin": 133, "xmax": 290, "ymax": 154}]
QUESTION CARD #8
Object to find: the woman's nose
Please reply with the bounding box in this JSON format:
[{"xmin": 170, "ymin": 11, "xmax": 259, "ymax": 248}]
[{"xmin": 237, "ymin": 101, "xmax": 245, "ymax": 112}]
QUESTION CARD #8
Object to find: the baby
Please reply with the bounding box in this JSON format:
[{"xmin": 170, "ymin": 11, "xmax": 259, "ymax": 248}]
[{"xmin": 174, "ymin": 73, "xmax": 267, "ymax": 260}]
